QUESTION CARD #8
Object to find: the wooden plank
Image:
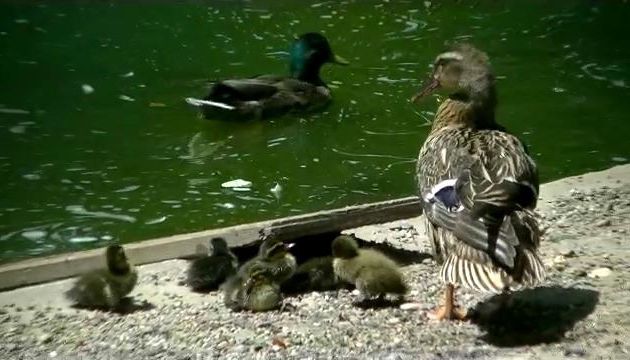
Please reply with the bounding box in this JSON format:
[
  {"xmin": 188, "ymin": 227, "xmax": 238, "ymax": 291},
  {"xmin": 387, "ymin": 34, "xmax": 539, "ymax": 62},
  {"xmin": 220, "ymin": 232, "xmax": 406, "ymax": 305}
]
[{"xmin": 0, "ymin": 196, "xmax": 422, "ymax": 291}]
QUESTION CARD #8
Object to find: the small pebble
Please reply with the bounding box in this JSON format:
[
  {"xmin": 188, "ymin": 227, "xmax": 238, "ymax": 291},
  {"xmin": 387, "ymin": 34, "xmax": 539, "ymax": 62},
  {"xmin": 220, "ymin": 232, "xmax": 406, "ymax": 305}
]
[
  {"xmin": 596, "ymin": 219, "xmax": 611, "ymax": 227},
  {"xmin": 588, "ymin": 267, "xmax": 613, "ymax": 278}
]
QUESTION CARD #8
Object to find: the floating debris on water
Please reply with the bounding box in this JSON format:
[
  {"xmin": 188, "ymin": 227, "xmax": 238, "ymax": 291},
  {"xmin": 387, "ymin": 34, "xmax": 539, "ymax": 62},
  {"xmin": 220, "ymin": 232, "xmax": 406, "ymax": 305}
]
[
  {"xmin": 612, "ymin": 157, "xmax": 627, "ymax": 163},
  {"xmin": 221, "ymin": 179, "xmax": 252, "ymax": 189},
  {"xmin": 68, "ymin": 236, "xmax": 98, "ymax": 243},
  {"xmin": 21, "ymin": 230, "xmax": 47, "ymax": 240},
  {"xmin": 22, "ymin": 174, "xmax": 41, "ymax": 181},
  {"xmin": 121, "ymin": 71, "xmax": 134, "ymax": 77},
  {"xmin": 553, "ymin": 87, "xmax": 566, "ymax": 93},
  {"xmin": 114, "ymin": 185, "xmax": 140, "ymax": 193},
  {"xmin": 270, "ymin": 183, "xmax": 282, "ymax": 199},
  {"xmin": 217, "ymin": 202, "xmax": 235, "ymax": 209},
  {"xmin": 145, "ymin": 216, "xmax": 168, "ymax": 225},
  {"xmin": 81, "ymin": 84, "xmax": 94, "ymax": 94},
  {"xmin": 118, "ymin": 95, "xmax": 135, "ymax": 102}
]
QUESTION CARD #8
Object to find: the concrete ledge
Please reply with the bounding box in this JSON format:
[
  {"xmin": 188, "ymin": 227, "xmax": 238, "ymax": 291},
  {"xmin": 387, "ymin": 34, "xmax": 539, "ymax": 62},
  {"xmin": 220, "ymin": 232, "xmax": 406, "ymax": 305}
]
[{"xmin": 0, "ymin": 196, "xmax": 422, "ymax": 291}]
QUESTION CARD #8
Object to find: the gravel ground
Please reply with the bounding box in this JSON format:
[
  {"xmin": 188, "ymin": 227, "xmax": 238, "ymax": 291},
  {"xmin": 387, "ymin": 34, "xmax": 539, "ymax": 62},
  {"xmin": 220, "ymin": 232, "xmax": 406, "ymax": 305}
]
[{"xmin": 1, "ymin": 180, "xmax": 629, "ymax": 359}]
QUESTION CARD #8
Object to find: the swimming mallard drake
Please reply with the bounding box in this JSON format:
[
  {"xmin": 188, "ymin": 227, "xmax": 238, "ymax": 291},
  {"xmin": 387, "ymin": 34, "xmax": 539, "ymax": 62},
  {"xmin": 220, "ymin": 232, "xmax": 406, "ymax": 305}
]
[
  {"xmin": 412, "ymin": 44, "xmax": 545, "ymax": 320},
  {"xmin": 332, "ymin": 235, "xmax": 407, "ymax": 302},
  {"xmin": 186, "ymin": 237, "xmax": 238, "ymax": 292},
  {"xmin": 65, "ymin": 245, "xmax": 138, "ymax": 310},
  {"xmin": 188, "ymin": 32, "xmax": 348, "ymax": 120}
]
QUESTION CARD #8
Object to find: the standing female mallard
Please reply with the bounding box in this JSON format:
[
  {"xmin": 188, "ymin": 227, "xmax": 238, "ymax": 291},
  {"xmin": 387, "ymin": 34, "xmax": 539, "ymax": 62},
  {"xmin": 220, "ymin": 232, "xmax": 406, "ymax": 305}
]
[
  {"xmin": 65, "ymin": 245, "xmax": 138, "ymax": 310},
  {"xmin": 412, "ymin": 44, "xmax": 545, "ymax": 320},
  {"xmin": 188, "ymin": 32, "xmax": 348, "ymax": 120}
]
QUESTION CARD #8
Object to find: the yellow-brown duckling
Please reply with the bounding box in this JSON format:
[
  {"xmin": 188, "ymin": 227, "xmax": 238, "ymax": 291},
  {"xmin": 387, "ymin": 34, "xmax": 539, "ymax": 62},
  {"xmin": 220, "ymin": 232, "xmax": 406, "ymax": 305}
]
[
  {"xmin": 65, "ymin": 245, "xmax": 138, "ymax": 310},
  {"xmin": 240, "ymin": 237, "xmax": 296, "ymax": 283},
  {"xmin": 222, "ymin": 264, "xmax": 282, "ymax": 312},
  {"xmin": 332, "ymin": 235, "xmax": 407, "ymax": 302}
]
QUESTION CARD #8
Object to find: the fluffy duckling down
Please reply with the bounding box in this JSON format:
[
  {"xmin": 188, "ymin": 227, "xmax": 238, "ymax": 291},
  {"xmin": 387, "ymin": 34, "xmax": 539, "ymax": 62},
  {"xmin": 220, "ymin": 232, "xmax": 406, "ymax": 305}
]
[
  {"xmin": 65, "ymin": 245, "xmax": 138, "ymax": 310},
  {"xmin": 186, "ymin": 237, "xmax": 238, "ymax": 292},
  {"xmin": 332, "ymin": 235, "xmax": 407, "ymax": 301}
]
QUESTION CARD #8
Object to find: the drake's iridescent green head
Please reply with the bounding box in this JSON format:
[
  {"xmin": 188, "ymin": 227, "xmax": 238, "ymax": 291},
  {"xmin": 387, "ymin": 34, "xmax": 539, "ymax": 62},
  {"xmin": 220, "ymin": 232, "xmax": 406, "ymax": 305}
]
[
  {"xmin": 106, "ymin": 245, "xmax": 131, "ymax": 275},
  {"xmin": 332, "ymin": 235, "xmax": 359, "ymax": 259},
  {"xmin": 289, "ymin": 32, "xmax": 348, "ymax": 85},
  {"xmin": 211, "ymin": 237, "xmax": 230, "ymax": 255}
]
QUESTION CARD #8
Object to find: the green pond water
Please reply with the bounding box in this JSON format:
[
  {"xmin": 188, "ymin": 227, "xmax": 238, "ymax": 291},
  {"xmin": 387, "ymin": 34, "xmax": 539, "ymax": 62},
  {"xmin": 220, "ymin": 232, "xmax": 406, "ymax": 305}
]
[{"xmin": 1, "ymin": 1, "xmax": 629, "ymax": 262}]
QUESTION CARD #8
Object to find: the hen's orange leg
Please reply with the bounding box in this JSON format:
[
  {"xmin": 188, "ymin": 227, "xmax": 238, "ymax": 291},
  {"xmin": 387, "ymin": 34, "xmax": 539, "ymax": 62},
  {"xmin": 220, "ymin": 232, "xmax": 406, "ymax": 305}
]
[{"xmin": 430, "ymin": 284, "xmax": 468, "ymax": 321}]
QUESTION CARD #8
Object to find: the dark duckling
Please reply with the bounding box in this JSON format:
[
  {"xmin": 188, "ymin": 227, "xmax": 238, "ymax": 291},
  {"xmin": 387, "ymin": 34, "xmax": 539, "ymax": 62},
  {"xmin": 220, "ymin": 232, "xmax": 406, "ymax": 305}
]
[
  {"xmin": 65, "ymin": 245, "xmax": 138, "ymax": 310},
  {"xmin": 332, "ymin": 235, "xmax": 407, "ymax": 301},
  {"xmin": 186, "ymin": 237, "xmax": 238, "ymax": 292},
  {"xmin": 222, "ymin": 264, "xmax": 282, "ymax": 312},
  {"xmin": 281, "ymin": 256, "xmax": 345, "ymax": 294},
  {"xmin": 187, "ymin": 32, "xmax": 348, "ymax": 120}
]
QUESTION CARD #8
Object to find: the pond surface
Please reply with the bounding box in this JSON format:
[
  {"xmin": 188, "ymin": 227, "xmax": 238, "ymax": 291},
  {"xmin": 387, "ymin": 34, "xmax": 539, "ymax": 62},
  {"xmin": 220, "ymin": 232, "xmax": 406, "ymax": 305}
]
[{"xmin": 1, "ymin": 0, "xmax": 629, "ymax": 262}]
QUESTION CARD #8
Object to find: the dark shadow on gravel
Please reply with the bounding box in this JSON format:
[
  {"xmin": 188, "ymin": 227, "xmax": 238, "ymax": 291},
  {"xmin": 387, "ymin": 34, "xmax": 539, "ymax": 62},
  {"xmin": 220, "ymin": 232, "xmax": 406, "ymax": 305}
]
[
  {"xmin": 471, "ymin": 286, "xmax": 599, "ymax": 347},
  {"xmin": 353, "ymin": 297, "xmax": 405, "ymax": 310},
  {"xmin": 365, "ymin": 241, "xmax": 431, "ymax": 266},
  {"xmin": 231, "ymin": 232, "xmax": 430, "ymax": 267},
  {"xmin": 72, "ymin": 298, "xmax": 155, "ymax": 314}
]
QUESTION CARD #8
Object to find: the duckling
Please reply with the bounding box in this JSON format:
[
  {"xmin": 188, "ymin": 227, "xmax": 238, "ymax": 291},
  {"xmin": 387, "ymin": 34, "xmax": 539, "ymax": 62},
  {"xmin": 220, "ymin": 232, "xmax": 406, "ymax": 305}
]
[
  {"xmin": 412, "ymin": 44, "xmax": 545, "ymax": 320},
  {"xmin": 188, "ymin": 32, "xmax": 348, "ymax": 120},
  {"xmin": 186, "ymin": 237, "xmax": 238, "ymax": 292},
  {"xmin": 281, "ymin": 256, "xmax": 344, "ymax": 294},
  {"xmin": 331, "ymin": 235, "xmax": 407, "ymax": 302},
  {"xmin": 222, "ymin": 265, "xmax": 282, "ymax": 312},
  {"xmin": 65, "ymin": 245, "xmax": 138, "ymax": 310},
  {"xmin": 240, "ymin": 237, "xmax": 296, "ymax": 283}
]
